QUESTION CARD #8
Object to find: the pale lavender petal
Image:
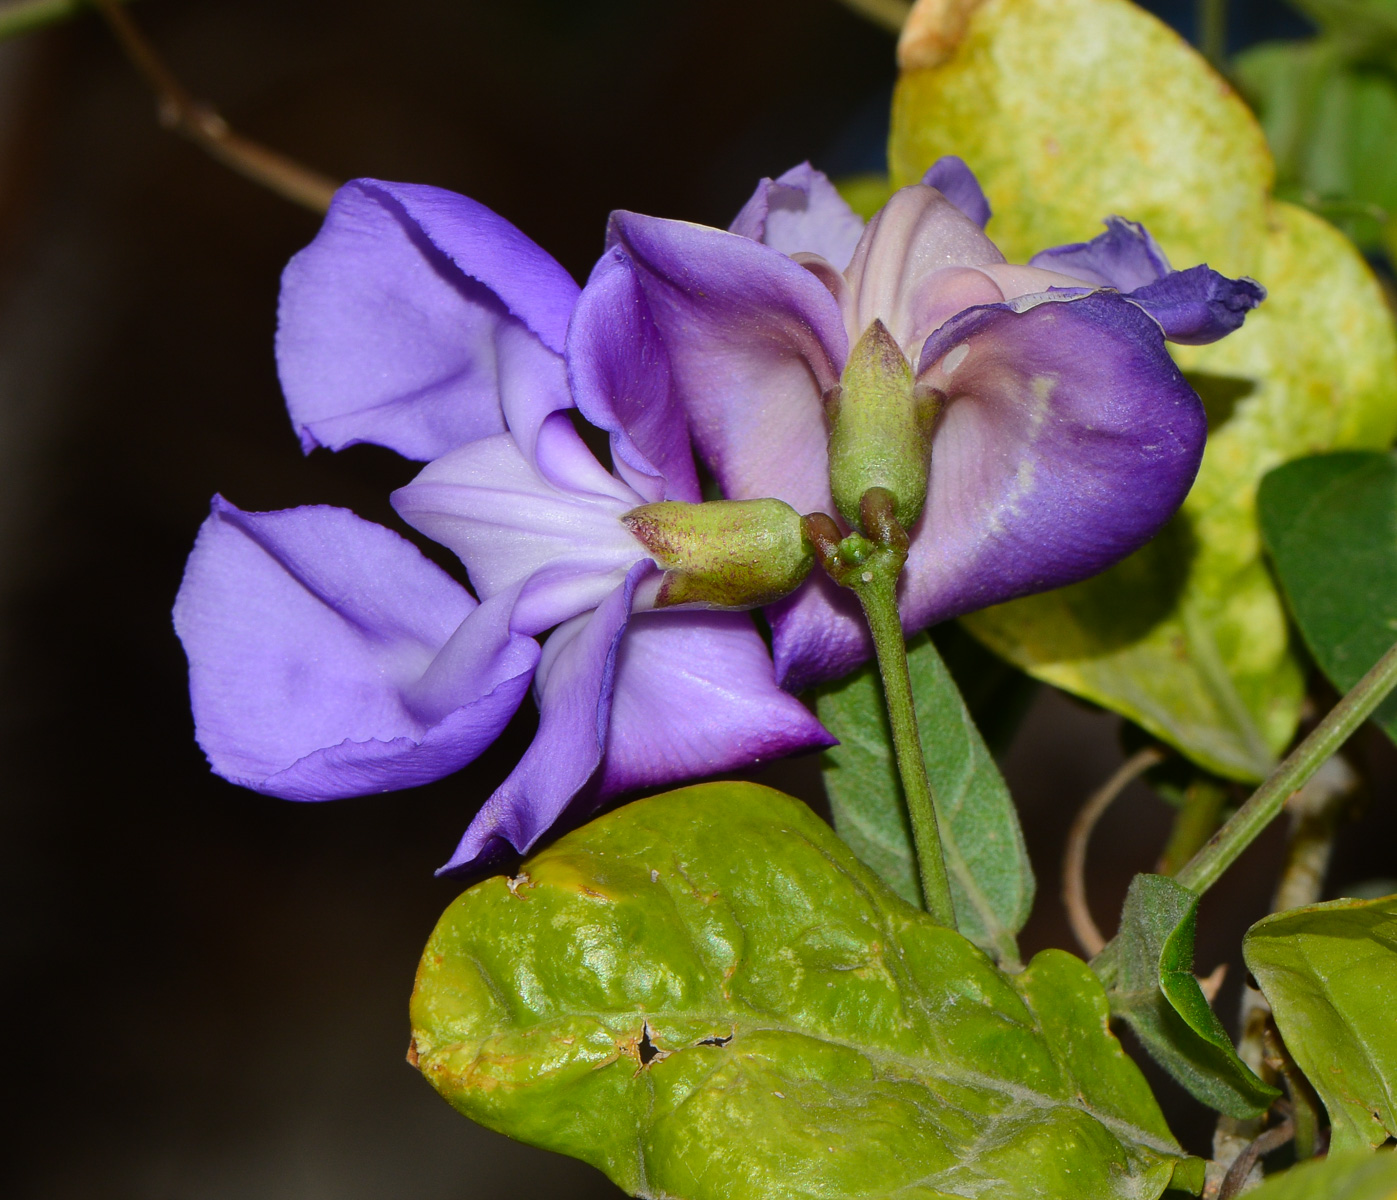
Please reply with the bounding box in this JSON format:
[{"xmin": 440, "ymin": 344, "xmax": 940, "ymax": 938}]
[
  {"xmin": 605, "ymin": 211, "xmax": 846, "ymax": 514},
  {"xmin": 729, "ymin": 162, "xmax": 866, "ymax": 272},
  {"xmin": 438, "ymin": 561, "xmax": 652, "ymax": 874},
  {"xmin": 595, "ymin": 609, "xmax": 835, "ymax": 796},
  {"xmin": 902, "ymin": 293, "xmax": 1206, "ymax": 630},
  {"xmin": 974, "ymin": 262, "xmax": 1094, "ymax": 301},
  {"xmin": 843, "ymin": 183, "xmax": 1006, "ymax": 354},
  {"xmin": 568, "ymin": 250, "xmax": 701, "ymax": 504},
  {"xmin": 173, "ymin": 496, "xmax": 538, "ymax": 801},
  {"xmin": 1028, "ymin": 216, "xmax": 1173, "ymax": 290},
  {"xmin": 922, "ymin": 156, "xmax": 992, "ymax": 229},
  {"xmin": 1123, "ymin": 265, "xmax": 1266, "ymax": 345},
  {"xmin": 391, "ymin": 415, "xmax": 644, "ymax": 629},
  {"xmin": 276, "ymin": 179, "xmax": 578, "ymax": 462}
]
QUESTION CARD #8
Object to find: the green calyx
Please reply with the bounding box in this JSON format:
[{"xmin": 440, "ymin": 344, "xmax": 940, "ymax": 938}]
[
  {"xmin": 622, "ymin": 497, "xmax": 814, "ymax": 609},
  {"xmin": 827, "ymin": 319, "xmax": 940, "ymax": 532}
]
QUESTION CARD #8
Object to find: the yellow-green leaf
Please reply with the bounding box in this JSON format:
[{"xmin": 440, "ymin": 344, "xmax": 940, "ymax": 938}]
[
  {"xmin": 411, "ymin": 782, "xmax": 1202, "ymax": 1199},
  {"xmin": 1245, "ymin": 1149, "xmax": 1397, "ymax": 1200},
  {"xmin": 1244, "ymin": 895, "xmax": 1397, "ymax": 1154},
  {"xmin": 890, "ymin": 0, "xmax": 1397, "ymax": 780}
]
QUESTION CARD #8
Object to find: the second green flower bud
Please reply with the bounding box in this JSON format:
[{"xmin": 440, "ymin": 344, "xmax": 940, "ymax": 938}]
[
  {"xmin": 623, "ymin": 498, "xmax": 814, "ymax": 609},
  {"xmin": 826, "ymin": 319, "xmax": 941, "ymax": 532}
]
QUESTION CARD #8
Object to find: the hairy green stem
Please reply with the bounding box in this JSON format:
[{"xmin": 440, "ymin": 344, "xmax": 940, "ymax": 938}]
[
  {"xmin": 851, "ymin": 570, "xmax": 957, "ymax": 928},
  {"xmin": 1176, "ymin": 638, "xmax": 1397, "ymax": 894},
  {"xmin": 806, "ymin": 494, "xmax": 957, "ymax": 929},
  {"xmin": 0, "ymin": 0, "xmax": 128, "ymax": 41}
]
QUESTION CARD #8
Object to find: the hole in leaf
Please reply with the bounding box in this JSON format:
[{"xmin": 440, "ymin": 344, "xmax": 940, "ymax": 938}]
[
  {"xmin": 638, "ymin": 1023, "xmax": 661, "ymax": 1065},
  {"xmin": 697, "ymin": 1033, "xmax": 732, "ymax": 1047}
]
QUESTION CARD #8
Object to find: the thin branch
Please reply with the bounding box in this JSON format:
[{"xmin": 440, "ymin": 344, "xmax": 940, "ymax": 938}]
[
  {"xmin": 1063, "ymin": 746, "xmax": 1166, "ymax": 957},
  {"xmin": 90, "ymin": 0, "xmax": 338, "ymax": 213},
  {"xmin": 1197, "ymin": 0, "xmax": 1228, "ymax": 69},
  {"xmin": 1176, "ymin": 636, "xmax": 1397, "ymax": 895},
  {"xmin": 0, "ymin": 0, "xmax": 127, "ymax": 42},
  {"xmin": 832, "ymin": 0, "xmax": 912, "ymax": 35},
  {"xmin": 1218, "ymin": 1116, "xmax": 1294, "ymax": 1200}
]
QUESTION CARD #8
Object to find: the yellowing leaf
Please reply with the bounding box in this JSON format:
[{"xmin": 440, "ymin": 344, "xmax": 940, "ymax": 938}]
[{"xmin": 891, "ymin": 0, "xmax": 1397, "ymax": 779}]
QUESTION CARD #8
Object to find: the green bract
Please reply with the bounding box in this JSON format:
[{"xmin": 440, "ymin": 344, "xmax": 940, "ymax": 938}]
[
  {"xmin": 815, "ymin": 631, "xmax": 1032, "ymax": 967},
  {"xmin": 411, "ymin": 783, "xmax": 1202, "ymax": 1200},
  {"xmin": 891, "ymin": 0, "xmax": 1397, "ymax": 781},
  {"xmin": 827, "ymin": 320, "xmax": 936, "ymax": 532},
  {"xmin": 622, "ymin": 498, "xmax": 814, "ymax": 610},
  {"xmin": 1244, "ymin": 895, "xmax": 1397, "ymax": 1154},
  {"xmin": 1259, "ymin": 451, "xmax": 1397, "ymax": 745},
  {"xmin": 1105, "ymin": 874, "xmax": 1279, "ymax": 1117}
]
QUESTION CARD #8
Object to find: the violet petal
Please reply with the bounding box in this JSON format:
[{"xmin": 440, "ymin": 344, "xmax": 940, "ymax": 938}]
[
  {"xmin": 922, "ymin": 156, "xmax": 992, "ymax": 229},
  {"xmin": 1123, "ymin": 264, "xmax": 1267, "ymax": 345},
  {"xmin": 605, "ymin": 210, "xmax": 847, "ymax": 514},
  {"xmin": 173, "ymin": 496, "xmax": 538, "ymax": 801},
  {"xmin": 1028, "ymin": 215, "xmax": 1174, "ymax": 290},
  {"xmin": 277, "ymin": 179, "xmax": 579, "ymax": 462},
  {"xmin": 768, "ymin": 571, "xmax": 871, "ymax": 693},
  {"xmin": 909, "ymin": 292, "xmax": 1206, "ymax": 626},
  {"xmin": 437, "ymin": 561, "xmax": 652, "ymax": 874},
  {"xmin": 568, "ymin": 249, "xmax": 702, "ymax": 504},
  {"xmin": 596, "ymin": 608, "xmax": 835, "ymax": 797},
  {"xmin": 729, "ymin": 161, "xmax": 866, "ymax": 272}
]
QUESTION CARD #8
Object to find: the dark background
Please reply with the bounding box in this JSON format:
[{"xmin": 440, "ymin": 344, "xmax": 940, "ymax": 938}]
[{"xmin": 3, "ymin": 1, "xmax": 1390, "ymax": 1196}]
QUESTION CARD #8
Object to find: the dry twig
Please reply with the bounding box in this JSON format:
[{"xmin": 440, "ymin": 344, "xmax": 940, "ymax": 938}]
[
  {"xmin": 91, "ymin": 0, "xmax": 338, "ymax": 212},
  {"xmin": 1217, "ymin": 1115, "xmax": 1295, "ymax": 1200},
  {"xmin": 1063, "ymin": 746, "xmax": 1166, "ymax": 956}
]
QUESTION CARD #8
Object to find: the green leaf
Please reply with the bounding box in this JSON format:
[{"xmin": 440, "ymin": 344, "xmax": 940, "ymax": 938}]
[
  {"xmin": 1285, "ymin": 0, "xmax": 1397, "ymax": 62},
  {"xmin": 1235, "ymin": 38, "xmax": 1397, "ymax": 253},
  {"xmin": 814, "ymin": 631, "xmax": 1033, "ymax": 965},
  {"xmin": 1107, "ymin": 874, "xmax": 1280, "ymax": 1118},
  {"xmin": 411, "ymin": 782, "xmax": 1202, "ymax": 1200},
  {"xmin": 834, "ymin": 172, "xmax": 893, "ymax": 221},
  {"xmin": 1244, "ymin": 1149, "xmax": 1397, "ymax": 1200},
  {"xmin": 890, "ymin": 0, "xmax": 1397, "ymax": 781},
  {"xmin": 1243, "ymin": 895, "xmax": 1397, "ymax": 1153},
  {"xmin": 1259, "ymin": 451, "xmax": 1397, "ymax": 745}
]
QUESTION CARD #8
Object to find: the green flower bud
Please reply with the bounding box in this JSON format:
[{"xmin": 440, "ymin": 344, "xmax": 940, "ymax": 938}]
[
  {"xmin": 826, "ymin": 319, "xmax": 941, "ymax": 531},
  {"xmin": 622, "ymin": 498, "xmax": 814, "ymax": 609}
]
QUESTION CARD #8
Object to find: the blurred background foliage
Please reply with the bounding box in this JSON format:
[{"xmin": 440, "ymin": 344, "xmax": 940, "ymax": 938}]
[
  {"xmin": 0, "ymin": 1, "xmax": 1394, "ymax": 1198},
  {"xmin": 1236, "ymin": 0, "xmax": 1397, "ymax": 265}
]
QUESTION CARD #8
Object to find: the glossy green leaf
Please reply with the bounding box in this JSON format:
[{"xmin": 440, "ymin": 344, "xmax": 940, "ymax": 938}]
[
  {"xmin": 815, "ymin": 631, "xmax": 1033, "ymax": 966},
  {"xmin": 1259, "ymin": 451, "xmax": 1397, "ymax": 744},
  {"xmin": 1235, "ymin": 38, "xmax": 1397, "ymax": 253},
  {"xmin": 1107, "ymin": 874, "xmax": 1280, "ymax": 1118},
  {"xmin": 1244, "ymin": 895, "xmax": 1397, "ymax": 1153},
  {"xmin": 411, "ymin": 782, "xmax": 1202, "ymax": 1200},
  {"xmin": 1245, "ymin": 1149, "xmax": 1397, "ymax": 1200},
  {"xmin": 891, "ymin": 0, "xmax": 1397, "ymax": 781}
]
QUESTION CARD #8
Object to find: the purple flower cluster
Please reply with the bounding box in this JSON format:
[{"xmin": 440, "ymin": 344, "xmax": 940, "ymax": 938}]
[{"xmin": 174, "ymin": 158, "xmax": 1261, "ymax": 872}]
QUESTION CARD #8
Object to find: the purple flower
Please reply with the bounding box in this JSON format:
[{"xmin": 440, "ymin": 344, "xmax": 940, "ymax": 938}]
[
  {"xmin": 600, "ymin": 158, "xmax": 1263, "ymax": 690},
  {"xmin": 174, "ymin": 180, "xmax": 831, "ymax": 875}
]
